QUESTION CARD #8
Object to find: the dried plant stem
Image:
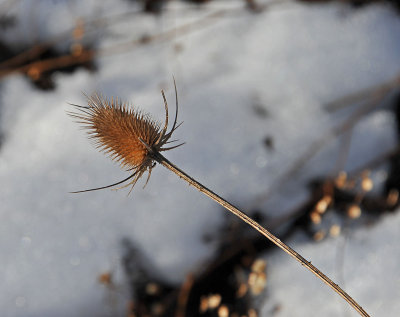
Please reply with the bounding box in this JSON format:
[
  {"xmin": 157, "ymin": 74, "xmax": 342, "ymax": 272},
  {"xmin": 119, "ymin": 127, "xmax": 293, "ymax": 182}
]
[{"xmin": 151, "ymin": 150, "xmax": 370, "ymax": 317}]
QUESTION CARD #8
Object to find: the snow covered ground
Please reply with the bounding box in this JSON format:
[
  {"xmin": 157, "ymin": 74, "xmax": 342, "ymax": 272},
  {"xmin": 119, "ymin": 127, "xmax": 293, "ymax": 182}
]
[{"xmin": 1, "ymin": 0, "xmax": 400, "ymax": 316}]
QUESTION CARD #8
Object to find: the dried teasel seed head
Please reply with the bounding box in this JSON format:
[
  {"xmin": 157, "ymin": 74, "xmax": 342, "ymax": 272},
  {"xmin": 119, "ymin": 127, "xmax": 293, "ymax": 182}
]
[
  {"xmin": 248, "ymin": 271, "xmax": 267, "ymax": 295},
  {"xmin": 315, "ymin": 195, "xmax": 332, "ymax": 214},
  {"xmin": 218, "ymin": 305, "xmax": 229, "ymax": 317},
  {"xmin": 69, "ymin": 80, "xmax": 183, "ymax": 193},
  {"xmin": 207, "ymin": 294, "xmax": 222, "ymax": 309},
  {"xmin": 361, "ymin": 177, "xmax": 373, "ymax": 192},
  {"xmin": 347, "ymin": 204, "xmax": 361, "ymax": 219},
  {"xmin": 251, "ymin": 259, "xmax": 266, "ymax": 274},
  {"xmin": 248, "ymin": 259, "xmax": 267, "ymax": 295},
  {"xmin": 199, "ymin": 294, "xmax": 222, "ymax": 312},
  {"xmin": 74, "ymin": 95, "xmax": 162, "ymax": 168},
  {"xmin": 310, "ymin": 211, "xmax": 321, "ymax": 224}
]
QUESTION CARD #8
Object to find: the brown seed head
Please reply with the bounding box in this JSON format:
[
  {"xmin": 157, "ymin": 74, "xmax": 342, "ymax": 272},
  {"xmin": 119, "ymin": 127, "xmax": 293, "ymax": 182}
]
[
  {"xmin": 82, "ymin": 94, "xmax": 162, "ymax": 168},
  {"xmin": 69, "ymin": 80, "xmax": 182, "ymax": 193},
  {"xmin": 347, "ymin": 204, "xmax": 361, "ymax": 219}
]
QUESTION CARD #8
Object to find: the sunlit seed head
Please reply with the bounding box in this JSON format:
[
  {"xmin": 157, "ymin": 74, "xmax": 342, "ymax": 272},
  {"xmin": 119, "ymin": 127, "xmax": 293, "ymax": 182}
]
[
  {"xmin": 315, "ymin": 195, "xmax": 332, "ymax": 214},
  {"xmin": 347, "ymin": 204, "xmax": 361, "ymax": 219},
  {"xmin": 251, "ymin": 259, "xmax": 266, "ymax": 274},
  {"xmin": 218, "ymin": 305, "xmax": 229, "ymax": 317},
  {"xmin": 207, "ymin": 294, "xmax": 222, "ymax": 309},
  {"xmin": 361, "ymin": 177, "xmax": 373, "ymax": 192},
  {"xmin": 73, "ymin": 94, "xmax": 162, "ymax": 169},
  {"xmin": 69, "ymin": 80, "xmax": 182, "ymax": 193},
  {"xmin": 310, "ymin": 211, "xmax": 321, "ymax": 224}
]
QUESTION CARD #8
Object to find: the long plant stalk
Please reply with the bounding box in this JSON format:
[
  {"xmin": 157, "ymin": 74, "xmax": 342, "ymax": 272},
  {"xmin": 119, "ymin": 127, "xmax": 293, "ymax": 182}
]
[
  {"xmin": 70, "ymin": 84, "xmax": 370, "ymax": 317},
  {"xmin": 151, "ymin": 150, "xmax": 370, "ymax": 317}
]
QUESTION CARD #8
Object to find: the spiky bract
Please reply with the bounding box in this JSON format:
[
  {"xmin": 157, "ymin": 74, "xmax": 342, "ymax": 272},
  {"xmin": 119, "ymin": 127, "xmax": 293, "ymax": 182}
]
[{"xmin": 69, "ymin": 84, "xmax": 181, "ymax": 193}]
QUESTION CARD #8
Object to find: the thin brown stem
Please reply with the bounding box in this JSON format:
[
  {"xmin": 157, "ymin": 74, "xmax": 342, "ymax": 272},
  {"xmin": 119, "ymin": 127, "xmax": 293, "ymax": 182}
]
[{"xmin": 151, "ymin": 150, "xmax": 370, "ymax": 317}]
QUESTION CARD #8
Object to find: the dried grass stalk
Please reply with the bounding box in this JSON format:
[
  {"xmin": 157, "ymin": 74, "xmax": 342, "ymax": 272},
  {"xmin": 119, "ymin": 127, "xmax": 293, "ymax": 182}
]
[{"xmin": 69, "ymin": 80, "xmax": 369, "ymax": 317}]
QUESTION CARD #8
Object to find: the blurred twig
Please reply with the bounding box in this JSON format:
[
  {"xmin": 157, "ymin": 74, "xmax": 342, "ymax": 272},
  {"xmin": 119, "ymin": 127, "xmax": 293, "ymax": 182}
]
[
  {"xmin": 325, "ymin": 73, "xmax": 400, "ymax": 112},
  {"xmin": 347, "ymin": 144, "xmax": 400, "ymax": 177},
  {"xmin": 0, "ymin": 0, "xmax": 287, "ymax": 81},
  {"xmin": 251, "ymin": 82, "xmax": 397, "ymax": 209},
  {"xmin": 174, "ymin": 274, "xmax": 195, "ymax": 317},
  {"xmin": 266, "ymin": 143, "xmax": 400, "ymax": 233},
  {"xmin": 0, "ymin": 49, "xmax": 95, "ymax": 78},
  {"xmin": 0, "ymin": 8, "xmax": 144, "ymax": 71}
]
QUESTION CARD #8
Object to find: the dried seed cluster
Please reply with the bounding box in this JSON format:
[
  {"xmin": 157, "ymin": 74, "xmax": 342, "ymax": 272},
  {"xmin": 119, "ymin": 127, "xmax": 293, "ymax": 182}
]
[{"xmin": 69, "ymin": 84, "xmax": 182, "ymax": 193}]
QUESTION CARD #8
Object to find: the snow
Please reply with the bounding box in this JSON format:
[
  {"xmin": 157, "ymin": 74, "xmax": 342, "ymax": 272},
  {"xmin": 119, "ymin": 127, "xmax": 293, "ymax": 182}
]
[
  {"xmin": 261, "ymin": 212, "xmax": 400, "ymax": 316},
  {"xmin": 1, "ymin": 0, "xmax": 400, "ymax": 316}
]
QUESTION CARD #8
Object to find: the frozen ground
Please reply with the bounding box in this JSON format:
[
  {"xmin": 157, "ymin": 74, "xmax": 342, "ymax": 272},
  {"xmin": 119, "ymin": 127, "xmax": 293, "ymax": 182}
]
[{"xmin": 0, "ymin": 0, "xmax": 400, "ymax": 316}]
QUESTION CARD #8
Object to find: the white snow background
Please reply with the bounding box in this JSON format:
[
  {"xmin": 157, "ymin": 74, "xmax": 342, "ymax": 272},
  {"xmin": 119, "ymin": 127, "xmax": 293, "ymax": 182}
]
[{"xmin": 0, "ymin": 0, "xmax": 400, "ymax": 316}]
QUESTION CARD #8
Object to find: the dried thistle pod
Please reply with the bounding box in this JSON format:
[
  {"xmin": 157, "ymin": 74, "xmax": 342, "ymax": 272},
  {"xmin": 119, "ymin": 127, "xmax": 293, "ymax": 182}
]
[
  {"xmin": 69, "ymin": 80, "xmax": 369, "ymax": 317},
  {"xmin": 68, "ymin": 81, "xmax": 183, "ymax": 193}
]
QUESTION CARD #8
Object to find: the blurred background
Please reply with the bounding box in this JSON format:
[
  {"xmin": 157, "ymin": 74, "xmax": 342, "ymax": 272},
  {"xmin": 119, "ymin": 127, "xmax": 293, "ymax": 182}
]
[{"xmin": 1, "ymin": 0, "xmax": 400, "ymax": 316}]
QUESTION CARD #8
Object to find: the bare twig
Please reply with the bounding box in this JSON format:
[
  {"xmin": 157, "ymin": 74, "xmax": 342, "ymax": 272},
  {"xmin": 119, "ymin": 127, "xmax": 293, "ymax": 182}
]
[
  {"xmin": 347, "ymin": 145, "xmax": 400, "ymax": 177},
  {"xmin": 0, "ymin": 0, "xmax": 289, "ymax": 80},
  {"xmin": 175, "ymin": 274, "xmax": 195, "ymax": 317},
  {"xmin": 252, "ymin": 87, "xmax": 391, "ymax": 209}
]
